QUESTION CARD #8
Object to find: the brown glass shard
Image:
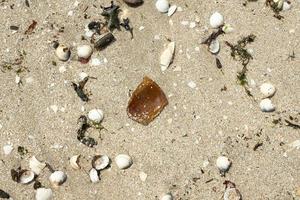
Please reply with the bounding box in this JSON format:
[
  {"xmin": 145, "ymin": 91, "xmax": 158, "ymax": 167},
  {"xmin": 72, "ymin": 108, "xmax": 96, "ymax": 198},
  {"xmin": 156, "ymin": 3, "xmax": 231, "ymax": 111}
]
[{"xmin": 127, "ymin": 76, "xmax": 168, "ymax": 125}]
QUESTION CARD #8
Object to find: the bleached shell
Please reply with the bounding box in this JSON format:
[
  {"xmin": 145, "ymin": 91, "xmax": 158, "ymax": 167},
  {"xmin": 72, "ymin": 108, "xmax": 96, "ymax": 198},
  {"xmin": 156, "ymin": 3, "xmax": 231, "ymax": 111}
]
[
  {"xmin": 168, "ymin": 5, "xmax": 177, "ymax": 17},
  {"xmin": 29, "ymin": 156, "xmax": 46, "ymax": 175},
  {"xmin": 259, "ymin": 98, "xmax": 275, "ymax": 112},
  {"xmin": 70, "ymin": 155, "xmax": 81, "ymax": 170},
  {"xmin": 216, "ymin": 156, "xmax": 231, "ymax": 172},
  {"xmin": 92, "ymin": 155, "xmax": 110, "ymax": 170},
  {"xmin": 77, "ymin": 45, "xmax": 93, "ymax": 59},
  {"xmin": 260, "ymin": 83, "xmax": 276, "ymax": 97},
  {"xmin": 209, "ymin": 39, "xmax": 220, "ymax": 54},
  {"xmin": 88, "ymin": 109, "xmax": 104, "ymax": 123},
  {"xmin": 49, "ymin": 171, "xmax": 67, "ymax": 186},
  {"xmin": 115, "ymin": 154, "xmax": 133, "ymax": 169},
  {"xmin": 160, "ymin": 42, "xmax": 175, "ymax": 71},
  {"xmin": 209, "ymin": 12, "xmax": 224, "ymax": 28},
  {"xmin": 156, "ymin": 0, "xmax": 169, "ymax": 13},
  {"xmin": 3, "ymin": 144, "xmax": 13, "ymax": 155},
  {"xmin": 275, "ymin": 0, "xmax": 284, "ymax": 9},
  {"xmin": 35, "ymin": 188, "xmax": 53, "ymax": 200},
  {"xmin": 55, "ymin": 45, "xmax": 71, "ymax": 61},
  {"xmin": 19, "ymin": 170, "xmax": 35, "ymax": 184},
  {"xmin": 282, "ymin": 1, "xmax": 291, "ymax": 11},
  {"xmin": 89, "ymin": 168, "xmax": 100, "ymax": 183},
  {"xmin": 224, "ymin": 188, "xmax": 242, "ymax": 200},
  {"xmin": 161, "ymin": 193, "xmax": 173, "ymax": 200}
]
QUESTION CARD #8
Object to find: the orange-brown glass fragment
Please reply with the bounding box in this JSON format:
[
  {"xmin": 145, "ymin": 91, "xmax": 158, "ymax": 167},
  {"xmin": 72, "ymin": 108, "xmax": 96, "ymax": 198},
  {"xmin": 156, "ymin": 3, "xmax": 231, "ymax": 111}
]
[{"xmin": 127, "ymin": 76, "xmax": 168, "ymax": 125}]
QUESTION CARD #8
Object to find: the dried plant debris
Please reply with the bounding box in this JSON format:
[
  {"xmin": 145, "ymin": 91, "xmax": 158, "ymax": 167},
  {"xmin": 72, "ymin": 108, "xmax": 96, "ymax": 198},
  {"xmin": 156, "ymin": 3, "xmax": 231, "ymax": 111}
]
[
  {"xmin": 72, "ymin": 77, "xmax": 90, "ymax": 102},
  {"xmin": 17, "ymin": 146, "xmax": 28, "ymax": 157},
  {"xmin": 25, "ymin": 20, "xmax": 37, "ymax": 34},
  {"xmin": 0, "ymin": 50, "xmax": 29, "ymax": 74},
  {"xmin": 120, "ymin": 18, "xmax": 133, "ymax": 39},
  {"xmin": 101, "ymin": 1, "xmax": 120, "ymax": 30},
  {"xmin": 272, "ymin": 113, "xmax": 300, "ymax": 129},
  {"xmin": 243, "ymin": 0, "xmax": 258, "ymax": 6},
  {"xmin": 201, "ymin": 26, "xmax": 224, "ymax": 49},
  {"xmin": 236, "ymin": 66, "xmax": 254, "ymax": 99},
  {"xmin": 0, "ymin": 189, "xmax": 10, "ymax": 199},
  {"xmin": 226, "ymin": 34, "xmax": 255, "ymax": 67},
  {"xmin": 265, "ymin": 0, "xmax": 286, "ymax": 19},
  {"xmin": 127, "ymin": 76, "xmax": 168, "ymax": 125},
  {"xmin": 77, "ymin": 115, "xmax": 97, "ymax": 147}
]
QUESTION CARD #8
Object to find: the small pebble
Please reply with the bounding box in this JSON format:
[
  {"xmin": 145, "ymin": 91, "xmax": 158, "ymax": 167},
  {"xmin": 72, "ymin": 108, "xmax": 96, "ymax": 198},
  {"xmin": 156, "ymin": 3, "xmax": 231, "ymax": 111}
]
[
  {"xmin": 161, "ymin": 193, "xmax": 173, "ymax": 200},
  {"xmin": 209, "ymin": 12, "xmax": 224, "ymax": 28},
  {"xmin": 35, "ymin": 188, "xmax": 53, "ymax": 200},
  {"xmin": 187, "ymin": 81, "xmax": 196, "ymax": 89},
  {"xmin": 115, "ymin": 154, "xmax": 133, "ymax": 169},
  {"xmin": 216, "ymin": 156, "xmax": 231, "ymax": 175},
  {"xmin": 49, "ymin": 171, "xmax": 67, "ymax": 187},
  {"xmin": 77, "ymin": 45, "xmax": 93, "ymax": 59},
  {"xmin": 155, "ymin": 0, "xmax": 169, "ymax": 13},
  {"xmin": 139, "ymin": 171, "xmax": 148, "ymax": 182},
  {"xmin": 260, "ymin": 83, "xmax": 276, "ymax": 97},
  {"xmin": 259, "ymin": 99, "xmax": 275, "ymax": 112}
]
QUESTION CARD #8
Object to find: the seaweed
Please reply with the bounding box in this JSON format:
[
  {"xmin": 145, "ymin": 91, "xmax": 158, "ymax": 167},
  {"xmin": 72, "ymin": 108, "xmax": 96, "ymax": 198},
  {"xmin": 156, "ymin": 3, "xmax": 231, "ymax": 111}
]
[
  {"xmin": 76, "ymin": 115, "xmax": 97, "ymax": 148},
  {"xmin": 265, "ymin": 0, "xmax": 284, "ymax": 20},
  {"xmin": 72, "ymin": 77, "xmax": 89, "ymax": 102},
  {"xmin": 101, "ymin": 1, "xmax": 120, "ymax": 30}
]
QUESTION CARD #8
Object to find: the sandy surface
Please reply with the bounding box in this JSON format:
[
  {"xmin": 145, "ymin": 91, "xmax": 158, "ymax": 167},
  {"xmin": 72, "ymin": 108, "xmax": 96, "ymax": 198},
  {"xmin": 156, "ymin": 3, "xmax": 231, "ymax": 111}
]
[{"xmin": 0, "ymin": 0, "xmax": 300, "ymax": 199}]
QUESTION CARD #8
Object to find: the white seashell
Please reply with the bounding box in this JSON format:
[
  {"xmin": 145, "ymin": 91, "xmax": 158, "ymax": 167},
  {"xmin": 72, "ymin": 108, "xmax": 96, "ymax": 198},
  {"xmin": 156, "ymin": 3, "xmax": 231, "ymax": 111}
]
[
  {"xmin": 282, "ymin": 1, "xmax": 291, "ymax": 11},
  {"xmin": 222, "ymin": 23, "xmax": 234, "ymax": 34},
  {"xmin": 15, "ymin": 75, "xmax": 21, "ymax": 84},
  {"xmin": 19, "ymin": 170, "xmax": 35, "ymax": 184},
  {"xmin": 260, "ymin": 83, "xmax": 276, "ymax": 97},
  {"xmin": 89, "ymin": 168, "xmax": 100, "ymax": 183},
  {"xmin": 35, "ymin": 188, "xmax": 53, "ymax": 200},
  {"xmin": 160, "ymin": 42, "xmax": 175, "ymax": 71},
  {"xmin": 155, "ymin": 0, "xmax": 169, "ymax": 13},
  {"xmin": 92, "ymin": 155, "xmax": 110, "ymax": 170},
  {"xmin": 209, "ymin": 39, "xmax": 220, "ymax": 54},
  {"xmin": 70, "ymin": 155, "xmax": 81, "ymax": 170},
  {"xmin": 88, "ymin": 109, "xmax": 104, "ymax": 123},
  {"xmin": 77, "ymin": 45, "xmax": 93, "ymax": 59},
  {"xmin": 29, "ymin": 156, "xmax": 46, "ymax": 175},
  {"xmin": 259, "ymin": 99, "xmax": 275, "ymax": 112},
  {"xmin": 55, "ymin": 45, "xmax": 71, "ymax": 61},
  {"xmin": 115, "ymin": 154, "xmax": 133, "ymax": 169},
  {"xmin": 274, "ymin": 0, "xmax": 284, "ymax": 9},
  {"xmin": 216, "ymin": 156, "xmax": 231, "ymax": 175},
  {"xmin": 3, "ymin": 144, "xmax": 13, "ymax": 155},
  {"xmin": 139, "ymin": 171, "xmax": 147, "ymax": 182},
  {"xmin": 209, "ymin": 12, "xmax": 224, "ymax": 28},
  {"xmin": 224, "ymin": 188, "xmax": 242, "ymax": 200},
  {"xmin": 167, "ymin": 5, "xmax": 177, "ymax": 17},
  {"xmin": 161, "ymin": 193, "xmax": 173, "ymax": 200},
  {"xmin": 49, "ymin": 171, "xmax": 67, "ymax": 186}
]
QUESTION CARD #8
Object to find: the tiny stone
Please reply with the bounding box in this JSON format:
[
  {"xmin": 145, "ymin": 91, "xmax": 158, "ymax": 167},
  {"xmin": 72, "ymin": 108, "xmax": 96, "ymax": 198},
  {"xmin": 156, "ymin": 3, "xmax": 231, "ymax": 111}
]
[
  {"xmin": 187, "ymin": 81, "xmax": 196, "ymax": 89},
  {"xmin": 139, "ymin": 172, "xmax": 147, "ymax": 182}
]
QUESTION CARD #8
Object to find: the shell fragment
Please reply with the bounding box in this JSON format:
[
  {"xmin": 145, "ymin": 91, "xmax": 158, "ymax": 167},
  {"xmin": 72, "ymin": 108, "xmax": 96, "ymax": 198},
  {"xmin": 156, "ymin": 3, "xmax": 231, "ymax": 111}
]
[{"xmin": 160, "ymin": 42, "xmax": 175, "ymax": 71}]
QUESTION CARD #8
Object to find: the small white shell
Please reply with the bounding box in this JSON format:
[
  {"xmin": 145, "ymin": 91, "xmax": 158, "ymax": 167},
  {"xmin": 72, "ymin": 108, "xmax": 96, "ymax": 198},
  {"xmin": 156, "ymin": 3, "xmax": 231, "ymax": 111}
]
[
  {"xmin": 19, "ymin": 170, "xmax": 35, "ymax": 184},
  {"xmin": 29, "ymin": 156, "xmax": 46, "ymax": 175},
  {"xmin": 35, "ymin": 188, "xmax": 53, "ymax": 200},
  {"xmin": 88, "ymin": 109, "xmax": 104, "ymax": 123},
  {"xmin": 260, "ymin": 99, "xmax": 275, "ymax": 112},
  {"xmin": 160, "ymin": 42, "xmax": 175, "ymax": 71},
  {"xmin": 274, "ymin": 0, "xmax": 284, "ymax": 9},
  {"xmin": 115, "ymin": 154, "xmax": 133, "ymax": 169},
  {"xmin": 77, "ymin": 45, "xmax": 93, "ymax": 59},
  {"xmin": 210, "ymin": 12, "xmax": 224, "ymax": 28},
  {"xmin": 49, "ymin": 171, "xmax": 67, "ymax": 187},
  {"xmin": 216, "ymin": 156, "xmax": 231, "ymax": 174},
  {"xmin": 260, "ymin": 83, "xmax": 276, "ymax": 97},
  {"xmin": 89, "ymin": 168, "xmax": 100, "ymax": 183},
  {"xmin": 155, "ymin": 0, "xmax": 169, "ymax": 13},
  {"xmin": 3, "ymin": 144, "xmax": 13, "ymax": 155},
  {"xmin": 224, "ymin": 188, "xmax": 242, "ymax": 200},
  {"xmin": 167, "ymin": 5, "xmax": 177, "ymax": 17},
  {"xmin": 92, "ymin": 155, "xmax": 110, "ymax": 170},
  {"xmin": 70, "ymin": 155, "xmax": 81, "ymax": 170},
  {"xmin": 79, "ymin": 72, "xmax": 88, "ymax": 81},
  {"xmin": 282, "ymin": 1, "xmax": 291, "ymax": 11},
  {"xmin": 161, "ymin": 193, "xmax": 173, "ymax": 200},
  {"xmin": 209, "ymin": 39, "xmax": 220, "ymax": 54},
  {"xmin": 55, "ymin": 45, "xmax": 70, "ymax": 61}
]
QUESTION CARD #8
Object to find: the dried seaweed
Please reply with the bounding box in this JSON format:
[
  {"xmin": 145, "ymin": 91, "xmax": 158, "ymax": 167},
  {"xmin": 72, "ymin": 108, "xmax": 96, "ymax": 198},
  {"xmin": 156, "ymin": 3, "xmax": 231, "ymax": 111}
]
[
  {"xmin": 25, "ymin": 20, "xmax": 37, "ymax": 34},
  {"xmin": 0, "ymin": 189, "xmax": 10, "ymax": 199},
  {"xmin": 226, "ymin": 34, "xmax": 255, "ymax": 67},
  {"xmin": 72, "ymin": 77, "xmax": 89, "ymax": 102},
  {"xmin": 265, "ymin": 0, "xmax": 284, "ymax": 20},
  {"xmin": 76, "ymin": 115, "xmax": 97, "ymax": 147},
  {"xmin": 101, "ymin": 1, "xmax": 120, "ymax": 30},
  {"xmin": 120, "ymin": 18, "xmax": 133, "ymax": 39},
  {"xmin": 201, "ymin": 27, "xmax": 224, "ymax": 46}
]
